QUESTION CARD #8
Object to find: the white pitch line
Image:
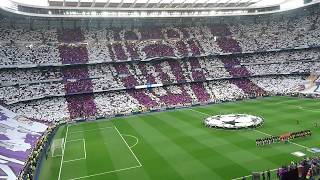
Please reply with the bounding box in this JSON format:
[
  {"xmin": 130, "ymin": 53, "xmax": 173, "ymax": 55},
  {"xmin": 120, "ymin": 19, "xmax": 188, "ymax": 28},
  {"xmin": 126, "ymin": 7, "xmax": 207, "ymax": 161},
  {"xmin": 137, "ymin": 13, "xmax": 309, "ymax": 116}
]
[
  {"xmin": 189, "ymin": 109, "xmax": 210, "ymax": 116},
  {"xmin": 293, "ymin": 105, "xmax": 320, "ymax": 113},
  {"xmin": 68, "ymin": 126, "xmax": 113, "ymax": 134},
  {"xmin": 114, "ymin": 126, "xmax": 142, "ymax": 167},
  {"xmin": 289, "ymin": 141, "xmax": 309, "ymax": 149},
  {"xmin": 65, "ymin": 127, "xmax": 142, "ymax": 180},
  {"xmin": 52, "ymin": 154, "xmax": 62, "ymax": 158},
  {"xmin": 253, "ymin": 129, "xmax": 272, "ymax": 136},
  {"xmin": 58, "ymin": 125, "xmax": 69, "ymax": 180},
  {"xmin": 121, "ymin": 134, "xmax": 139, "ymax": 148},
  {"xmin": 62, "ymin": 139, "xmax": 86, "ymax": 162},
  {"xmin": 66, "ymin": 139, "xmax": 84, "ymax": 143},
  {"xmin": 83, "ymin": 139, "xmax": 87, "ymax": 159},
  {"xmin": 64, "ymin": 157, "xmax": 86, "ymax": 163},
  {"xmin": 274, "ymin": 99, "xmax": 299, "ymax": 105},
  {"xmin": 68, "ymin": 165, "xmax": 141, "ymax": 180}
]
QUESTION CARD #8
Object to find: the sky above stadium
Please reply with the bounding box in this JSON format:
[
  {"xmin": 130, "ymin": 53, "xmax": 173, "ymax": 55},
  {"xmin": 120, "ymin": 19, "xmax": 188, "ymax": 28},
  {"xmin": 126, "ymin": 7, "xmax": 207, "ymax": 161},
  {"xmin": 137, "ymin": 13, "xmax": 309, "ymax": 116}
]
[{"xmin": 12, "ymin": 0, "xmax": 304, "ymax": 9}]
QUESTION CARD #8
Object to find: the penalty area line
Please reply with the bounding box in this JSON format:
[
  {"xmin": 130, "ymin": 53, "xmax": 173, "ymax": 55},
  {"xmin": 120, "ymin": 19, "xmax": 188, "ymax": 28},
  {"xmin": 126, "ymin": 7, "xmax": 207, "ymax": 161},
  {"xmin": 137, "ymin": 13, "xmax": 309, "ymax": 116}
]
[
  {"xmin": 67, "ymin": 165, "xmax": 142, "ymax": 180},
  {"xmin": 121, "ymin": 134, "xmax": 139, "ymax": 148},
  {"xmin": 63, "ymin": 139, "xmax": 87, "ymax": 163},
  {"xmin": 114, "ymin": 126, "xmax": 142, "ymax": 167}
]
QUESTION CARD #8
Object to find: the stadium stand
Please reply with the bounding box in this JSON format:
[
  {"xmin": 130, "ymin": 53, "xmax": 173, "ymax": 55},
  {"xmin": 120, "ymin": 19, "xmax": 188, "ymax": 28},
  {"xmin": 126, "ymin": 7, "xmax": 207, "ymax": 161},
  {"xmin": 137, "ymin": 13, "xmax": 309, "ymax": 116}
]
[{"xmin": 1, "ymin": 4, "xmax": 320, "ymax": 178}]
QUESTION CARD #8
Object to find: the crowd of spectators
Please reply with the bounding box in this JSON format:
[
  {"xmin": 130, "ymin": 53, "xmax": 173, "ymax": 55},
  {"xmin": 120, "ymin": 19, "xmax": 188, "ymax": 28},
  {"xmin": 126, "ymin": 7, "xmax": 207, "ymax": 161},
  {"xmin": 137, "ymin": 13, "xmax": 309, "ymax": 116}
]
[
  {"xmin": 0, "ymin": 26, "xmax": 57, "ymax": 42},
  {"xmin": 0, "ymin": 43, "xmax": 61, "ymax": 67},
  {"xmin": 1, "ymin": 9, "xmax": 320, "ymax": 121},
  {"xmin": 1, "ymin": 48, "xmax": 317, "ymax": 105},
  {"xmin": 95, "ymin": 91, "xmax": 141, "ymax": 117},
  {"xmin": 3, "ymin": 7, "xmax": 320, "ymax": 180},
  {"xmin": 251, "ymin": 76, "xmax": 306, "ymax": 95},
  {"xmin": 0, "ymin": 82, "xmax": 65, "ymax": 104},
  {"xmin": 9, "ymin": 97, "xmax": 69, "ymax": 122},
  {"xmin": 230, "ymin": 12, "xmax": 320, "ymax": 52},
  {"xmin": 8, "ymin": 75, "xmax": 306, "ymax": 121},
  {"xmin": 1, "ymin": 9, "xmax": 320, "ymax": 66}
]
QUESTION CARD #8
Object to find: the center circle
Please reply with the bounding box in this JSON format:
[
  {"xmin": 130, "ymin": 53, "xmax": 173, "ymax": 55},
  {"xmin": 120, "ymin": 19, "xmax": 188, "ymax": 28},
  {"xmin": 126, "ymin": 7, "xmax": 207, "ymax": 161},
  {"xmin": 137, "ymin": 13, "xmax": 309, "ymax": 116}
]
[{"xmin": 204, "ymin": 114, "xmax": 264, "ymax": 130}]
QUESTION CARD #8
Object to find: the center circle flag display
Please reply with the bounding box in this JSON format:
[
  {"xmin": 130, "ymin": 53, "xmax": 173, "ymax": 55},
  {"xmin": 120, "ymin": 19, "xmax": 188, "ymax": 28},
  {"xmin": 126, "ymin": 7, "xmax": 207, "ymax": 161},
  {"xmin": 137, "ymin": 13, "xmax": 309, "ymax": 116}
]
[{"xmin": 204, "ymin": 114, "xmax": 264, "ymax": 129}]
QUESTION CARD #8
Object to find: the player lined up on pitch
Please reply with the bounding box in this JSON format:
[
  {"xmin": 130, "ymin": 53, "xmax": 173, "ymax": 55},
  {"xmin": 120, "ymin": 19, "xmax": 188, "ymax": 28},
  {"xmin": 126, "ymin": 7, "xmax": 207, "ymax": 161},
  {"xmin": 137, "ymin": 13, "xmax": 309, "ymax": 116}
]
[{"xmin": 256, "ymin": 130, "xmax": 311, "ymax": 146}]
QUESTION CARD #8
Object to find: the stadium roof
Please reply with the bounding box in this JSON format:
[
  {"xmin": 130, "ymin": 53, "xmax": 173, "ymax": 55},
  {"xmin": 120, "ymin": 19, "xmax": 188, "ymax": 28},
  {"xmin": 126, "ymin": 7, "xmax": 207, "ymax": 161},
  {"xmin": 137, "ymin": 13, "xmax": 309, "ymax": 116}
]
[
  {"xmin": 1, "ymin": 0, "xmax": 311, "ymax": 18},
  {"xmin": 11, "ymin": 0, "xmax": 303, "ymax": 9}
]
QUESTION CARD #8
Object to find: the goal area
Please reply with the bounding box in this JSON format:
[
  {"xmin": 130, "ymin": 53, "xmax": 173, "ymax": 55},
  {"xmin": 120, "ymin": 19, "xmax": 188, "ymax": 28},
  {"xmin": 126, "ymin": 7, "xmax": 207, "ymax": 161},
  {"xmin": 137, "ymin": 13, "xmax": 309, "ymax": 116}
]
[{"xmin": 51, "ymin": 138, "xmax": 65, "ymax": 157}]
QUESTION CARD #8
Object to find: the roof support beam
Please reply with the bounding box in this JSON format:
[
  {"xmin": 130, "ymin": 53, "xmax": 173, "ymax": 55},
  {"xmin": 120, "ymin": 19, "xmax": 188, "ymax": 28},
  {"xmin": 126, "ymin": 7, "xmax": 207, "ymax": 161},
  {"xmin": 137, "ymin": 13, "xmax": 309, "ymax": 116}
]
[
  {"xmin": 234, "ymin": 0, "xmax": 244, "ymax": 7},
  {"xmin": 189, "ymin": 0, "xmax": 200, "ymax": 8},
  {"xmin": 91, "ymin": 0, "xmax": 96, "ymax": 7},
  {"xmin": 220, "ymin": 0, "xmax": 233, "ymax": 7},
  {"xmin": 202, "ymin": 0, "xmax": 223, "ymax": 8},
  {"xmin": 104, "ymin": 0, "xmax": 111, "ymax": 7},
  {"xmin": 130, "ymin": 0, "xmax": 138, "ymax": 7},
  {"xmin": 175, "ymin": 0, "xmax": 188, "ymax": 8},
  {"xmin": 165, "ymin": 0, "xmax": 177, "ymax": 8},
  {"xmin": 154, "ymin": 0, "xmax": 164, "ymax": 8},
  {"xmin": 142, "ymin": 0, "xmax": 151, "ymax": 7},
  {"xmin": 247, "ymin": 0, "xmax": 264, "ymax": 6},
  {"xmin": 117, "ymin": 0, "xmax": 124, "ymax": 7}
]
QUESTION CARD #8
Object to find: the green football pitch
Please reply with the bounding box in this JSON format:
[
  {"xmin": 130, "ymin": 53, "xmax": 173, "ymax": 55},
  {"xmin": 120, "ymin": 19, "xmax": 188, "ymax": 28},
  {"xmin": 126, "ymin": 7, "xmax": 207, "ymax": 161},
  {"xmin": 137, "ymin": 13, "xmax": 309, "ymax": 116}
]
[{"xmin": 39, "ymin": 96, "xmax": 320, "ymax": 180}]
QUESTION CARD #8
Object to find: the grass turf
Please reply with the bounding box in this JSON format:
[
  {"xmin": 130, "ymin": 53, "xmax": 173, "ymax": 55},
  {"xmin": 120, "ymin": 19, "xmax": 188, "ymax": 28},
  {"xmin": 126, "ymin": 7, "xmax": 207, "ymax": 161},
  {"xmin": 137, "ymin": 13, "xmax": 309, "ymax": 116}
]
[{"xmin": 38, "ymin": 96, "xmax": 320, "ymax": 180}]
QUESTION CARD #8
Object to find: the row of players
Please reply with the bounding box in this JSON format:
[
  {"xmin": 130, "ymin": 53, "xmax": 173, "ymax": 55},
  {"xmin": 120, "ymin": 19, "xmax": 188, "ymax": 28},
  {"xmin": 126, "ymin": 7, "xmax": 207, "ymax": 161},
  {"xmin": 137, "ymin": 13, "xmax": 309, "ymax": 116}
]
[{"xmin": 256, "ymin": 130, "xmax": 312, "ymax": 146}]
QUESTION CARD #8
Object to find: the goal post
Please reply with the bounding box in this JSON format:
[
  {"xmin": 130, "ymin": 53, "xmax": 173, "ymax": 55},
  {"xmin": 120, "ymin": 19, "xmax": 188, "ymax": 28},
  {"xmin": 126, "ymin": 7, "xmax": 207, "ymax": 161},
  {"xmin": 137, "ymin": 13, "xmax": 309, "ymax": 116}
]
[{"xmin": 51, "ymin": 138, "xmax": 65, "ymax": 157}]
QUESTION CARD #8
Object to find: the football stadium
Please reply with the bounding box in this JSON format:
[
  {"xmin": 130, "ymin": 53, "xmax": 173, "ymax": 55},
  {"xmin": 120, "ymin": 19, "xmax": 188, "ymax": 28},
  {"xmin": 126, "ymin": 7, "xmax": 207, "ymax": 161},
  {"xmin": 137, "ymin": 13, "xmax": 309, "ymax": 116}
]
[{"xmin": 1, "ymin": 0, "xmax": 320, "ymax": 180}]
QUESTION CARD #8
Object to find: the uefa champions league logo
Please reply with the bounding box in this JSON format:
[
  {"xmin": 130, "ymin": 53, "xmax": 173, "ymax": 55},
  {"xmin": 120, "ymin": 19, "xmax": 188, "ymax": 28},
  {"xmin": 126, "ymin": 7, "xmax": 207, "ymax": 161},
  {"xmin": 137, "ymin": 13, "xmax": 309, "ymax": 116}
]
[{"xmin": 204, "ymin": 114, "xmax": 264, "ymax": 129}]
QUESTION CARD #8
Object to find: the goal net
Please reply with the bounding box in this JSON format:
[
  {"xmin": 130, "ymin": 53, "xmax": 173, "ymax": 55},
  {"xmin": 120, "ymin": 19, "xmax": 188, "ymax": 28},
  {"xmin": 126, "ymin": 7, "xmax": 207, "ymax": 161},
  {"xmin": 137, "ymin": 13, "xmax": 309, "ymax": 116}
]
[{"xmin": 51, "ymin": 138, "xmax": 65, "ymax": 157}]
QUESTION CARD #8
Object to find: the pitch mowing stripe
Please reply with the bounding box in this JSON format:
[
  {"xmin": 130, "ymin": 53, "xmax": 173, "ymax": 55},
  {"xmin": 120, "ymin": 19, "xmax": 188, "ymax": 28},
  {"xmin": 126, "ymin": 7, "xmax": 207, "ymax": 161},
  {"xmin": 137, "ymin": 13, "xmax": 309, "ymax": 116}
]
[
  {"xmin": 129, "ymin": 116, "xmax": 224, "ymax": 180},
  {"xmin": 67, "ymin": 124, "xmax": 141, "ymax": 180},
  {"xmin": 112, "ymin": 119, "xmax": 182, "ymax": 180},
  {"xmin": 63, "ymin": 124, "xmax": 118, "ymax": 180},
  {"xmin": 68, "ymin": 166, "xmax": 141, "ymax": 180},
  {"xmin": 95, "ymin": 126, "xmax": 139, "ymax": 178},
  {"xmin": 38, "ymin": 125, "xmax": 68, "ymax": 180},
  {"xmin": 142, "ymin": 114, "xmax": 249, "ymax": 179},
  {"xmin": 159, "ymin": 112, "xmax": 279, "ymax": 171},
  {"xmin": 68, "ymin": 126, "xmax": 114, "ymax": 134},
  {"xmin": 114, "ymin": 126, "xmax": 142, "ymax": 167},
  {"xmin": 62, "ymin": 127, "xmax": 89, "ymax": 180},
  {"xmin": 86, "ymin": 126, "xmax": 119, "ymax": 180},
  {"xmin": 189, "ymin": 105, "xmax": 312, "ymax": 150},
  {"xmin": 176, "ymin": 107, "xmax": 310, "ymax": 174},
  {"xmin": 58, "ymin": 125, "xmax": 69, "ymax": 180},
  {"xmin": 39, "ymin": 96, "xmax": 320, "ymax": 180}
]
